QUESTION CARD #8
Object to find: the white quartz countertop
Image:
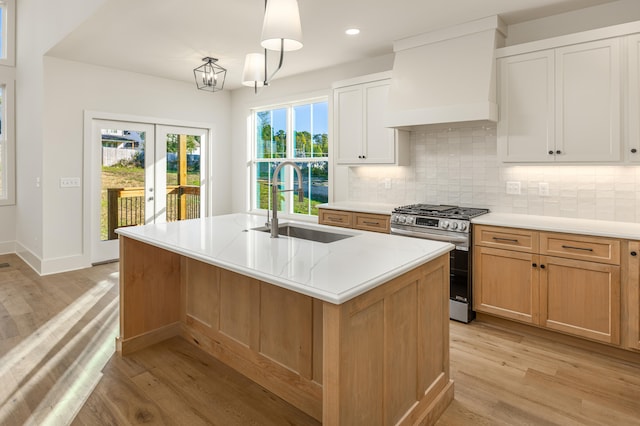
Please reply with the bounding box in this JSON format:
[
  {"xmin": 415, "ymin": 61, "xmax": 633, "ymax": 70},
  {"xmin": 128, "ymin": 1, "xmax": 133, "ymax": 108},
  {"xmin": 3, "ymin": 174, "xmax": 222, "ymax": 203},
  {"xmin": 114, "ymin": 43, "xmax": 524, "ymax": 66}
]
[
  {"xmin": 473, "ymin": 213, "xmax": 640, "ymax": 240},
  {"xmin": 316, "ymin": 201, "xmax": 396, "ymax": 215},
  {"xmin": 116, "ymin": 213, "xmax": 453, "ymax": 304}
]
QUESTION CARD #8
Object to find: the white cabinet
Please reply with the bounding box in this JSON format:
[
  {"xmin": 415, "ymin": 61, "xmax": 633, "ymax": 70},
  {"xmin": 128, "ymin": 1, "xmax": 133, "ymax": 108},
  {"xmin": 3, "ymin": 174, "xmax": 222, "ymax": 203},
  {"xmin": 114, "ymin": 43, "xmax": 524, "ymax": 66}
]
[
  {"xmin": 334, "ymin": 74, "xmax": 408, "ymax": 165},
  {"xmin": 627, "ymin": 34, "xmax": 640, "ymax": 162},
  {"xmin": 498, "ymin": 39, "xmax": 621, "ymax": 163},
  {"xmin": 497, "ymin": 51, "xmax": 555, "ymax": 162}
]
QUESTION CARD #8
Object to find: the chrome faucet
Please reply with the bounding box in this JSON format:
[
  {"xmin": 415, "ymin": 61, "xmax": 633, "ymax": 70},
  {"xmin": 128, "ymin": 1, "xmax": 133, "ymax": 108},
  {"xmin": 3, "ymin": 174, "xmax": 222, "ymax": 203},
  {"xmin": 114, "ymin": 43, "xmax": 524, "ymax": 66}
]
[{"xmin": 268, "ymin": 161, "xmax": 304, "ymax": 238}]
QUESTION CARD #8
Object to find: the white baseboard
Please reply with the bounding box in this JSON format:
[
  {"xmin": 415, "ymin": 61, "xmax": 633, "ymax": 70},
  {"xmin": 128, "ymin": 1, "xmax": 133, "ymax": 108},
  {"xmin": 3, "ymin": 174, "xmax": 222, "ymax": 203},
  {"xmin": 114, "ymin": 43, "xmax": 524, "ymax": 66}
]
[
  {"xmin": 0, "ymin": 240, "xmax": 16, "ymax": 254},
  {"xmin": 14, "ymin": 242, "xmax": 91, "ymax": 275}
]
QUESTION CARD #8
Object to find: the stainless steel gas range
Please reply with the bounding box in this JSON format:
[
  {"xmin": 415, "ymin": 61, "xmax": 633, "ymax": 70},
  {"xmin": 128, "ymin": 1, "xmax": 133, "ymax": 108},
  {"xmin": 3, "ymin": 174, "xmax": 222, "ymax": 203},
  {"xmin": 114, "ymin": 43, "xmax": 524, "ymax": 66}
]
[{"xmin": 390, "ymin": 204, "xmax": 489, "ymax": 323}]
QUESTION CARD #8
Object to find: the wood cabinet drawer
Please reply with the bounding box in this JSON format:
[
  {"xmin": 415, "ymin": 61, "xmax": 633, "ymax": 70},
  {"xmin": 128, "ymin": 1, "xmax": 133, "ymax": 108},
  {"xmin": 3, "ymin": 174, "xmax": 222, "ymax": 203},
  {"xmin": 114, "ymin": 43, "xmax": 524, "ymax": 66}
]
[
  {"xmin": 353, "ymin": 213, "xmax": 390, "ymax": 234},
  {"xmin": 540, "ymin": 232, "xmax": 620, "ymax": 265},
  {"xmin": 474, "ymin": 225, "xmax": 538, "ymax": 253},
  {"xmin": 318, "ymin": 209, "xmax": 352, "ymax": 228}
]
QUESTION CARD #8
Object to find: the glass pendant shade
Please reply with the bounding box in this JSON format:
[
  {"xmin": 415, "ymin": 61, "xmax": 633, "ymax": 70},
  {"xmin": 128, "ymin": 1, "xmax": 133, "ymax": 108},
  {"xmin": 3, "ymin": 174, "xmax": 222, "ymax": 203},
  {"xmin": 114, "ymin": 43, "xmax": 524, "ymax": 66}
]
[
  {"xmin": 261, "ymin": 0, "xmax": 303, "ymax": 52},
  {"xmin": 242, "ymin": 53, "xmax": 266, "ymax": 87}
]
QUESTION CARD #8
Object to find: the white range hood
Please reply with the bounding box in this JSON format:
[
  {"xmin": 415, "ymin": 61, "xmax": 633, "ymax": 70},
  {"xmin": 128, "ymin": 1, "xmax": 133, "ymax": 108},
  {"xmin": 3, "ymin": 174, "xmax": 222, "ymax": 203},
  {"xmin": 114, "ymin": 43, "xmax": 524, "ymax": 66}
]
[{"xmin": 386, "ymin": 16, "xmax": 507, "ymax": 130}]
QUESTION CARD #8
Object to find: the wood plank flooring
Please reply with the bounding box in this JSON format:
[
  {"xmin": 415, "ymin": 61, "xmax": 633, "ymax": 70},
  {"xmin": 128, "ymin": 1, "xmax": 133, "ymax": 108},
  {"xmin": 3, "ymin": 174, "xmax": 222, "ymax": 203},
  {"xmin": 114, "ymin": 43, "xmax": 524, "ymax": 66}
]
[{"xmin": 1, "ymin": 253, "xmax": 639, "ymax": 425}]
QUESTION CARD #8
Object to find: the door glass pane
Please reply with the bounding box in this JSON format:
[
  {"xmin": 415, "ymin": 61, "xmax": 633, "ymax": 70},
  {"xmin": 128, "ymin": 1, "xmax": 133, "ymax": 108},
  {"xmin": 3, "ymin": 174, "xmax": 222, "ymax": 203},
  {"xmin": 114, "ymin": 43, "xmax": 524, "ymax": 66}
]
[
  {"xmin": 166, "ymin": 133, "xmax": 201, "ymax": 222},
  {"xmin": 100, "ymin": 129, "xmax": 146, "ymax": 240}
]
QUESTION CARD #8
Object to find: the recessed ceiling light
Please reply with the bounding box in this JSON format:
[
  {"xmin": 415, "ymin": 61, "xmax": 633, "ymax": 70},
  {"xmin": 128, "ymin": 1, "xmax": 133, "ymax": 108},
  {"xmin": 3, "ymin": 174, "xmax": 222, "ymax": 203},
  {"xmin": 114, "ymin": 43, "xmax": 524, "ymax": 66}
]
[{"xmin": 345, "ymin": 28, "xmax": 360, "ymax": 36}]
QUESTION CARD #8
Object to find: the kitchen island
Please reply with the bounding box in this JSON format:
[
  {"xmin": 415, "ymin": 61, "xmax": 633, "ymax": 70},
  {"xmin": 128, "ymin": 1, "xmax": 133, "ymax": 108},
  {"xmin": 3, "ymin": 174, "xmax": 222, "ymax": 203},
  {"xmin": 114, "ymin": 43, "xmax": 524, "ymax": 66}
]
[{"xmin": 116, "ymin": 213, "xmax": 454, "ymax": 425}]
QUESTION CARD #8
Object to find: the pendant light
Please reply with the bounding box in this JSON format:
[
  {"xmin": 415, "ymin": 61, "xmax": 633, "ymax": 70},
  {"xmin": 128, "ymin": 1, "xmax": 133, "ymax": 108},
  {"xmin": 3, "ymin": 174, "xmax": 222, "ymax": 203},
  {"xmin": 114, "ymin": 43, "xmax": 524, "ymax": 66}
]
[
  {"xmin": 242, "ymin": 0, "xmax": 303, "ymax": 92},
  {"xmin": 194, "ymin": 57, "xmax": 227, "ymax": 92}
]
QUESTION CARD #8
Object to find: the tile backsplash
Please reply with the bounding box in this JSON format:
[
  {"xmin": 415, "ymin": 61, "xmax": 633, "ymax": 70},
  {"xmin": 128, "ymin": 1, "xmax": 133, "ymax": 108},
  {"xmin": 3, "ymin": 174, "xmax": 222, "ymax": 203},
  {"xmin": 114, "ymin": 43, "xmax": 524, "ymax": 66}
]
[{"xmin": 347, "ymin": 126, "xmax": 640, "ymax": 223}]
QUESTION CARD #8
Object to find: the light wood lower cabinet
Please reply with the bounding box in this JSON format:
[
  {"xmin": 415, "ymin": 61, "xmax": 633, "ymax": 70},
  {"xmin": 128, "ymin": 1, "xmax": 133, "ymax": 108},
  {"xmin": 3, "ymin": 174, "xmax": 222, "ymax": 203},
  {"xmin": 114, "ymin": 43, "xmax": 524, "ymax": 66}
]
[
  {"xmin": 540, "ymin": 255, "xmax": 620, "ymax": 344},
  {"xmin": 474, "ymin": 246, "xmax": 539, "ymax": 324},
  {"xmin": 474, "ymin": 225, "xmax": 622, "ymax": 346},
  {"xmin": 625, "ymin": 241, "xmax": 640, "ymax": 350},
  {"xmin": 318, "ymin": 208, "xmax": 390, "ymax": 233}
]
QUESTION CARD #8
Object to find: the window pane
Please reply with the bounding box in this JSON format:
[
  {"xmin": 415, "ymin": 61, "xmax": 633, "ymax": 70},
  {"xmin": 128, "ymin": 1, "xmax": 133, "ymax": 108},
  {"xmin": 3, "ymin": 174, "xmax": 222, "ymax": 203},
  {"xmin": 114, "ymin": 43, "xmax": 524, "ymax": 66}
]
[
  {"xmin": 0, "ymin": 140, "xmax": 3, "ymax": 199},
  {"xmin": 293, "ymin": 161, "xmax": 328, "ymax": 216},
  {"xmin": 256, "ymin": 108, "xmax": 286, "ymax": 159},
  {"xmin": 0, "ymin": 85, "xmax": 4, "ymax": 199},
  {"xmin": 0, "ymin": 5, "xmax": 4, "ymax": 58},
  {"xmin": 255, "ymin": 162, "xmax": 271, "ymax": 210},
  {"xmin": 312, "ymin": 102, "xmax": 328, "ymax": 157},
  {"xmin": 294, "ymin": 101, "xmax": 328, "ymax": 159}
]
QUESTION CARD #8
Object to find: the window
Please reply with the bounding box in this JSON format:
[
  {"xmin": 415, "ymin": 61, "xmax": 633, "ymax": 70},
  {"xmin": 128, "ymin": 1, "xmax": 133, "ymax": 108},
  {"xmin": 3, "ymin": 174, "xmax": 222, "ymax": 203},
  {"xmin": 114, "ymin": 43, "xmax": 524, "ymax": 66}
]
[
  {"xmin": 252, "ymin": 99, "xmax": 328, "ymax": 217},
  {"xmin": 0, "ymin": 0, "xmax": 13, "ymax": 205},
  {"xmin": 0, "ymin": 1, "xmax": 15, "ymax": 67}
]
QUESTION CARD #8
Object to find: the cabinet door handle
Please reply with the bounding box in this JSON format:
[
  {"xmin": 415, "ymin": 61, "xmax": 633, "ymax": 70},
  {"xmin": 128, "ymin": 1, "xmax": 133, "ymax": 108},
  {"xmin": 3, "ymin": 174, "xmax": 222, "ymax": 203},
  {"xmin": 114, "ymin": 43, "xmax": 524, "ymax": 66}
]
[
  {"xmin": 632, "ymin": 148, "xmax": 638, "ymax": 154},
  {"xmin": 540, "ymin": 264, "xmax": 546, "ymax": 269},
  {"xmin": 492, "ymin": 237, "xmax": 519, "ymax": 243},
  {"xmin": 548, "ymin": 150, "xmax": 554, "ymax": 155},
  {"xmin": 631, "ymin": 251, "xmax": 638, "ymax": 257},
  {"xmin": 532, "ymin": 263, "xmax": 537, "ymax": 268},
  {"xmin": 556, "ymin": 150, "xmax": 562, "ymax": 154},
  {"xmin": 362, "ymin": 221, "xmax": 379, "ymax": 226},
  {"xmin": 328, "ymin": 216, "xmax": 343, "ymax": 221},
  {"xmin": 561, "ymin": 245, "xmax": 593, "ymax": 252}
]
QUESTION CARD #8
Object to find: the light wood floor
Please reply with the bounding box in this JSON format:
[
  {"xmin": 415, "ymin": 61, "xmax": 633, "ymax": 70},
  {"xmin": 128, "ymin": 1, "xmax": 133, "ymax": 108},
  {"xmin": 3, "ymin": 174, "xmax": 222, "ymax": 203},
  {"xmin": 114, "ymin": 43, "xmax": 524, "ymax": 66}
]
[{"xmin": 1, "ymin": 253, "xmax": 639, "ymax": 425}]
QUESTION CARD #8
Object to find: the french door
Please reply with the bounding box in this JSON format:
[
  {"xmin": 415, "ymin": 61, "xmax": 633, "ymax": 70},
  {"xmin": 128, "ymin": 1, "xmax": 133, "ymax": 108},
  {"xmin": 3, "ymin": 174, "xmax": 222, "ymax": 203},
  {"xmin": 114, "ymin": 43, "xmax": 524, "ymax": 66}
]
[{"xmin": 90, "ymin": 119, "xmax": 208, "ymax": 264}]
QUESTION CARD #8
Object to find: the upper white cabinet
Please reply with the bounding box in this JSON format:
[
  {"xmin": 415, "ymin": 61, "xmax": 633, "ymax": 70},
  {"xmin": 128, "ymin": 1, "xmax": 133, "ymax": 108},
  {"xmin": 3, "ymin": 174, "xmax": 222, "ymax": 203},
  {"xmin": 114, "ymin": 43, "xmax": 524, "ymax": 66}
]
[
  {"xmin": 498, "ymin": 38, "xmax": 621, "ymax": 163},
  {"xmin": 497, "ymin": 50, "xmax": 555, "ymax": 162},
  {"xmin": 627, "ymin": 34, "xmax": 640, "ymax": 162},
  {"xmin": 334, "ymin": 73, "xmax": 408, "ymax": 165}
]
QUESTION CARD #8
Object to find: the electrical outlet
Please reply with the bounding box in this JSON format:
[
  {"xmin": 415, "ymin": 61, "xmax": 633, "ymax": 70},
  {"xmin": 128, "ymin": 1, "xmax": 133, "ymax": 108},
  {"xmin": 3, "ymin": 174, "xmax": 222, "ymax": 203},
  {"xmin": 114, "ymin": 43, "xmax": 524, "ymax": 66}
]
[
  {"xmin": 539, "ymin": 182, "xmax": 550, "ymax": 196},
  {"xmin": 60, "ymin": 177, "xmax": 81, "ymax": 188},
  {"xmin": 506, "ymin": 181, "xmax": 521, "ymax": 195},
  {"xmin": 384, "ymin": 178, "xmax": 392, "ymax": 189}
]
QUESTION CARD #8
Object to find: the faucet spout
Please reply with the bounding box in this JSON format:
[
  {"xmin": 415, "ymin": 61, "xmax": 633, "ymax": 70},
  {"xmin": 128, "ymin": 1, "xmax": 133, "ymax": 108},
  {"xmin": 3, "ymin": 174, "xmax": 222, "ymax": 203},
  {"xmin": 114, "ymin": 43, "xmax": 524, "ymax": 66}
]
[{"xmin": 270, "ymin": 161, "xmax": 304, "ymax": 238}]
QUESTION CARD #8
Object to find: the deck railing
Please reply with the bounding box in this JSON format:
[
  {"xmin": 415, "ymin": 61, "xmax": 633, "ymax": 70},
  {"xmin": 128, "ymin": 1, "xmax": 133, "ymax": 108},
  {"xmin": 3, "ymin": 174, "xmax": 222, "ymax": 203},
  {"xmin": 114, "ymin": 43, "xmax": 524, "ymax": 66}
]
[{"xmin": 106, "ymin": 185, "xmax": 200, "ymax": 240}]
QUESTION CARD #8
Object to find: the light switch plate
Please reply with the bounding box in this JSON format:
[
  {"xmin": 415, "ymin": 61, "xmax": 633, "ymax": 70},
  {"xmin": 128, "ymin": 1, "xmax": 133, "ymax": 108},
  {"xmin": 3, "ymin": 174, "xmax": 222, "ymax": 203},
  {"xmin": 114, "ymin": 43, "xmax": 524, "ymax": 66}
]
[
  {"xmin": 60, "ymin": 177, "xmax": 81, "ymax": 188},
  {"xmin": 506, "ymin": 181, "xmax": 521, "ymax": 195}
]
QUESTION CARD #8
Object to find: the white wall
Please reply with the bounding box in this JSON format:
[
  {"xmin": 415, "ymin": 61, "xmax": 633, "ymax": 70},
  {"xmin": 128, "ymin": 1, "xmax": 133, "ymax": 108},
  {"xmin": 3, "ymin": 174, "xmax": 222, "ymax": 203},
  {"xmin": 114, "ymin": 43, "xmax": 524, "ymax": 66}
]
[
  {"xmin": 40, "ymin": 57, "xmax": 231, "ymax": 273},
  {"xmin": 229, "ymin": 54, "xmax": 394, "ymax": 213},
  {"xmin": 14, "ymin": 0, "xmax": 107, "ymax": 270}
]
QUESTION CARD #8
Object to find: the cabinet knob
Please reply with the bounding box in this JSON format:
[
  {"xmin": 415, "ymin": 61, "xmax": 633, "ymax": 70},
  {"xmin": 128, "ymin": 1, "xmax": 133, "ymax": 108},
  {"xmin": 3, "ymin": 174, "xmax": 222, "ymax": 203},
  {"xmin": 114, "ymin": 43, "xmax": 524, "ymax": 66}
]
[
  {"xmin": 548, "ymin": 150, "xmax": 554, "ymax": 155},
  {"xmin": 632, "ymin": 149, "xmax": 638, "ymax": 154},
  {"xmin": 632, "ymin": 251, "xmax": 638, "ymax": 257},
  {"xmin": 540, "ymin": 264, "xmax": 546, "ymax": 269},
  {"xmin": 556, "ymin": 150, "xmax": 562, "ymax": 154},
  {"xmin": 532, "ymin": 263, "xmax": 537, "ymax": 268}
]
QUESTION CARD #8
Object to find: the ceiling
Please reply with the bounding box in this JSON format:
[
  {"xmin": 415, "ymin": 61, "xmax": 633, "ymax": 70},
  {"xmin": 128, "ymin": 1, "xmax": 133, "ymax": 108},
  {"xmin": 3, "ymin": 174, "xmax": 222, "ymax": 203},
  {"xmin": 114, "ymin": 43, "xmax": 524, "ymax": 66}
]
[{"xmin": 47, "ymin": 0, "xmax": 618, "ymax": 90}]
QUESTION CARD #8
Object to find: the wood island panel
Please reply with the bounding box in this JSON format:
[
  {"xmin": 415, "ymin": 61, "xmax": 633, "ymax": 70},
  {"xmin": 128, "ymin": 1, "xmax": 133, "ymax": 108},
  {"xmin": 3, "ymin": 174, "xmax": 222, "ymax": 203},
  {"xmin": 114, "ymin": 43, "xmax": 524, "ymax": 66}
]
[{"xmin": 118, "ymin": 236, "xmax": 452, "ymax": 425}]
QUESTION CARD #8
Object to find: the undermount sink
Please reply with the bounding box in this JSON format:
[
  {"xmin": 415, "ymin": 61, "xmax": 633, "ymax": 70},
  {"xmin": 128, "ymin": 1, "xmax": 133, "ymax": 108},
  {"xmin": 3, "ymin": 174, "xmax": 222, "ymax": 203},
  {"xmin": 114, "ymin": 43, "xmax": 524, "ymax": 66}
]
[{"xmin": 251, "ymin": 224, "xmax": 353, "ymax": 243}]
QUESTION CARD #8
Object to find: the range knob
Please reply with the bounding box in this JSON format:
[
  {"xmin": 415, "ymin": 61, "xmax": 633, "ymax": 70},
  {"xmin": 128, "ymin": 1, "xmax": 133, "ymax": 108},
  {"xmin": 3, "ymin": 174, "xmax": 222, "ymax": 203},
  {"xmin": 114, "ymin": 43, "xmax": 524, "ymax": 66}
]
[
  {"xmin": 459, "ymin": 222, "xmax": 468, "ymax": 231},
  {"xmin": 450, "ymin": 222, "xmax": 458, "ymax": 230},
  {"xmin": 440, "ymin": 221, "xmax": 450, "ymax": 229},
  {"xmin": 406, "ymin": 216, "xmax": 415, "ymax": 225},
  {"xmin": 398, "ymin": 216, "xmax": 406, "ymax": 224}
]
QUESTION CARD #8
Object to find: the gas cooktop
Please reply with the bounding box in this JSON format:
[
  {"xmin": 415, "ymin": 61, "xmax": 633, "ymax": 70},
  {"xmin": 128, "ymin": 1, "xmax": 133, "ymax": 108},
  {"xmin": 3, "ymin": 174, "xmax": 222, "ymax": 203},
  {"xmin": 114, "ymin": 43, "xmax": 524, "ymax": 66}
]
[{"xmin": 393, "ymin": 204, "xmax": 489, "ymax": 220}]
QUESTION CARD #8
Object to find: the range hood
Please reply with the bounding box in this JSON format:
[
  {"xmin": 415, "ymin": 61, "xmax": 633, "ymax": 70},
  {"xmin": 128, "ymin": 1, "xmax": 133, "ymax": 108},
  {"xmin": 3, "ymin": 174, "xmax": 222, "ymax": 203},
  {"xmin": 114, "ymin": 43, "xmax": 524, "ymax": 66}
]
[{"xmin": 386, "ymin": 16, "xmax": 507, "ymax": 130}]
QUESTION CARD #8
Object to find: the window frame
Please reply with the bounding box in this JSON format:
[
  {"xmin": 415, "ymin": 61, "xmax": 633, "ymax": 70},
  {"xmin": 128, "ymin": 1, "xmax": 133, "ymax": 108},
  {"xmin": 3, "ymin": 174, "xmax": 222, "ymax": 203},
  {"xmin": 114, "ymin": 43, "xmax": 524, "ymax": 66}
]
[
  {"xmin": 0, "ymin": 0, "xmax": 15, "ymax": 67},
  {"xmin": 250, "ymin": 97, "xmax": 329, "ymax": 218},
  {"xmin": 0, "ymin": 72, "xmax": 14, "ymax": 206}
]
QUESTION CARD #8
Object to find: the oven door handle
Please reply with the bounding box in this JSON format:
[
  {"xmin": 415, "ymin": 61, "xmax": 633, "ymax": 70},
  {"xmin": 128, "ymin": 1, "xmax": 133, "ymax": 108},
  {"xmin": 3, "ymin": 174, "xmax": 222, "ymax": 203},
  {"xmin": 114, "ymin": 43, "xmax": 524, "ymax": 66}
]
[{"xmin": 390, "ymin": 228, "xmax": 469, "ymax": 250}]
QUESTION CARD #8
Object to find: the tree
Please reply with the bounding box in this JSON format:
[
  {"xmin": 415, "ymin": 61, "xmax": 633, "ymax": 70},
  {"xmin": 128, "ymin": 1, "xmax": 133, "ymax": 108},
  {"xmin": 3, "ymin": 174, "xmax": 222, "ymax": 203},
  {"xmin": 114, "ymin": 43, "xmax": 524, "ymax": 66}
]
[{"xmin": 166, "ymin": 134, "xmax": 200, "ymax": 154}]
